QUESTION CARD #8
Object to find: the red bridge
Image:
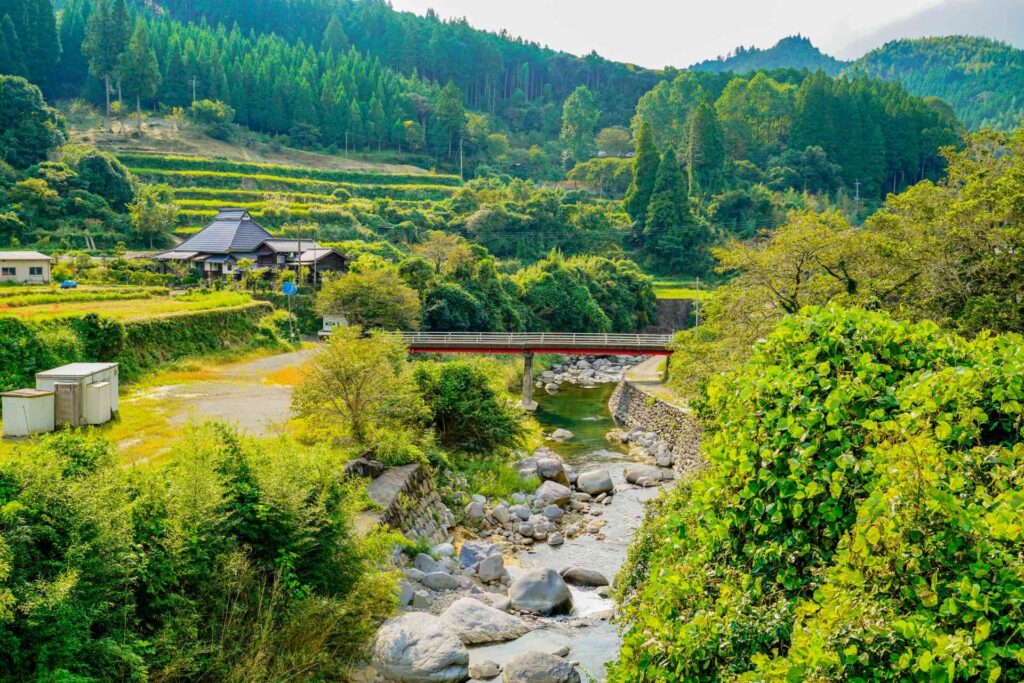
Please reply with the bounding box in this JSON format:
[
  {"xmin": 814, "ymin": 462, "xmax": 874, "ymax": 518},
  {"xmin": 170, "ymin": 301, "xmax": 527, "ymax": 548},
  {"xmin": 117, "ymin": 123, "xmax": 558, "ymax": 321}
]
[{"xmin": 400, "ymin": 332, "xmax": 673, "ymax": 409}]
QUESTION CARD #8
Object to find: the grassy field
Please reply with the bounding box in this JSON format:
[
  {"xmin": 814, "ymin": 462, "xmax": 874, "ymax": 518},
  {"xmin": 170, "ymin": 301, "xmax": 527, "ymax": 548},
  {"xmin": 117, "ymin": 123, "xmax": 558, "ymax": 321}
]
[
  {"xmin": 2, "ymin": 290, "xmax": 252, "ymax": 321},
  {"xmin": 653, "ymin": 278, "xmax": 713, "ymax": 300}
]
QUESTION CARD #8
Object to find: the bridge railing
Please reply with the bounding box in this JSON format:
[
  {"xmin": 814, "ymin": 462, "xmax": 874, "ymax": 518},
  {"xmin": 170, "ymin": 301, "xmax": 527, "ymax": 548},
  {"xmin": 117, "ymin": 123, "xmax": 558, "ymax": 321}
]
[{"xmin": 397, "ymin": 332, "xmax": 674, "ymax": 348}]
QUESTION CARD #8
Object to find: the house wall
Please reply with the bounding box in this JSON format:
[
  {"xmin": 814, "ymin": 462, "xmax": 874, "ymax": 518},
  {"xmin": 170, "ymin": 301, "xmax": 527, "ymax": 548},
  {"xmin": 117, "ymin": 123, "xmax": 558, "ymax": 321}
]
[{"xmin": 0, "ymin": 260, "xmax": 50, "ymax": 284}]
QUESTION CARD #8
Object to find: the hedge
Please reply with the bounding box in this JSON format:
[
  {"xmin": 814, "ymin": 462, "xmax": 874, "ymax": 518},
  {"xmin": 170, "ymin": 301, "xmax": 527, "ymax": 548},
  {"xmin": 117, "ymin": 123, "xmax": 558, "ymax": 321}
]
[
  {"xmin": 0, "ymin": 303, "xmax": 281, "ymax": 409},
  {"xmin": 117, "ymin": 153, "xmax": 462, "ymax": 186}
]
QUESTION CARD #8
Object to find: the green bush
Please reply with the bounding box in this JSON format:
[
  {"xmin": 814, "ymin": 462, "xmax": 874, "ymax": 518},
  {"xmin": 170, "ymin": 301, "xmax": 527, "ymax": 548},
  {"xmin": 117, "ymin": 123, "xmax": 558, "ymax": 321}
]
[
  {"xmin": 612, "ymin": 305, "xmax": 1024, "ymax": 682},
  {"xmin": 413, "ymin": 360, "xmax": 524, "ymax": 453},
  {"xmin": 0, "ymin": 425, "xmax": 401, "ymax": 681}
]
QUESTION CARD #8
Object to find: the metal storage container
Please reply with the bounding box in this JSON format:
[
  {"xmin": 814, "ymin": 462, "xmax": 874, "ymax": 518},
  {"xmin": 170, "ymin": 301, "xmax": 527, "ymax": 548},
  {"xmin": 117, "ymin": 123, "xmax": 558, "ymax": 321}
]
[
  {"xmin": 1, "ymin": 389, "xmax": 55, "ymax": 437},
  {"xmin": 35, "ymin": 362, "xmax": 119, "ymax": 427}
]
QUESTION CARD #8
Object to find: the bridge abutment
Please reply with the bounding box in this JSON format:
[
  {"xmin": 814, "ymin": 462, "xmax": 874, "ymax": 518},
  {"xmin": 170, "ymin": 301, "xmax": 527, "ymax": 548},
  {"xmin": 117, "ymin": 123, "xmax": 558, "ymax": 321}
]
[{"xmin": 521, "ymin": 351, "xmax": 537, "ymax": 411}]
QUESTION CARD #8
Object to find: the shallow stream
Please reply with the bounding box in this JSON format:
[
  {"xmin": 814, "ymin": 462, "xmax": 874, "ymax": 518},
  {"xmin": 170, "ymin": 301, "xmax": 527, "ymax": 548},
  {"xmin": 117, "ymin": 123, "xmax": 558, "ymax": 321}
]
[{"xmin": 469, "ymin": 383, "xmax": 663, "ymax": 680}]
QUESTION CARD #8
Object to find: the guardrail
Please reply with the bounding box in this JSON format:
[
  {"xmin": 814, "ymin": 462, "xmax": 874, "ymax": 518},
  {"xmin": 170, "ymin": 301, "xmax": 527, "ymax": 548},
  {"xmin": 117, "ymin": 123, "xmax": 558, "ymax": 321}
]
[{"xmin": 398, "ymin": 332, "xmax": 673, "ymax": 349}]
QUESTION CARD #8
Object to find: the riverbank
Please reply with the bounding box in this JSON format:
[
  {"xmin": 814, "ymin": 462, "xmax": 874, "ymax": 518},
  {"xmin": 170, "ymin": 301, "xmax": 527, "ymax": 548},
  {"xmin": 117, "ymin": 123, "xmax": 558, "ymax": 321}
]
[{"xmin": 364, "ymin": 375, "xmax": 684, "ymax": 682}]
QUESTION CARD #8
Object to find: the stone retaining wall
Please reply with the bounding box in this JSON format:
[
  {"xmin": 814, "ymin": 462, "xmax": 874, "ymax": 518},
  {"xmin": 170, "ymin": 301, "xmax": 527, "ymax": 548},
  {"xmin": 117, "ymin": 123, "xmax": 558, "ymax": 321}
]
[
  {"xmin": 370, "ymin": 463, "xmax": 455, "ymax": 544},
  {"xmin": 608, "ymin": 380, "xmax": 702, "ymax": 474}
]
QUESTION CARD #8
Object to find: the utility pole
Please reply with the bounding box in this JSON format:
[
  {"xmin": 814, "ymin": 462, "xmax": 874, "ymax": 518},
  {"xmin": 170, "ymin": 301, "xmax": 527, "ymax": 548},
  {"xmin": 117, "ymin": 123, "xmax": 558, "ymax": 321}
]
[
  {"xmin": 190, "ymin": 76, "xmax": 199, "ymax": 104},
  {"xmin": 854, "ymin": 179, "xmax": 862, "ymax": 222},
  {"xmin": 459, "ymin": 135, "xmax": 464, "ymax": 180},
  {"xmin": 694, "ymin": 277, "xmax": 701, "ymax": 328}
]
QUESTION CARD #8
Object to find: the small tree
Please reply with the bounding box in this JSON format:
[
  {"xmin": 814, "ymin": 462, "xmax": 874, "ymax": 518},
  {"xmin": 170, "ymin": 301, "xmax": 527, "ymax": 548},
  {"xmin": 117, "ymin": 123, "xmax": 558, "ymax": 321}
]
[
  {"xmin": 596, "ymin": 126, "xmax": 633, "ymax": 157},
  {"xmin": 316, "ymin": 269, "xmax": 421, "ymax": 331},
  {"xmin": 412, "ymin": 230, "xmax": 471, "ymax": 274},
  {"xmin": 291, "ymin": 327, "xmax": 425, "ymax": 445},
  {"xmin": 128, "ymin": 184, "xmax": 177, "ymax": 248}
]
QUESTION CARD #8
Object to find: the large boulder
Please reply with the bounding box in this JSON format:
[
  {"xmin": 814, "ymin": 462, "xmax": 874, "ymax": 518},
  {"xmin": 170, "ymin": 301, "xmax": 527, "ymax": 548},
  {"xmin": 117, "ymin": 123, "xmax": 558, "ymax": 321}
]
[
  {"xmin": 624, "ymin": 463, "xmax": 674, "ymax": 487},
  {"xmin": 508, "ymin": 568, "xmax": 573, "ymax": 616},
  {"xmin": 534, "ymin": 481, "xmax": 572, "ymax": 507},
  {"xmin": 549, "ymin": 429, "xmax": 574, "ymax": 442},
  {"xmin": 575, "ymin": 469, "xmax": 613, "ymax": 495},
  {"xmin": 560, "ymin": 566, "xmax": 609, "ymax": 587},
  {"xmin": 441, "ymin": 597, "xmax": 532, "ymax": 645},
  {"xmin": 536, "ymin": 457, "xmax": 570, "ymax": 486},
  {"xmin": 374, "ymin": 612, "xmax": 469, "ymax": 683},
  {"xmin": 501, "ymin": 651, "xmax": 581, "ymax": 683}
]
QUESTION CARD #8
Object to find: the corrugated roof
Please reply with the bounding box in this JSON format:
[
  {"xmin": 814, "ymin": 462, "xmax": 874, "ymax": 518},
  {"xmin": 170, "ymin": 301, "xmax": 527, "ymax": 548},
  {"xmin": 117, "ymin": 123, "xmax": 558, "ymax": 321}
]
[
  {"xmin": 173, "ymin": 209, "xmax": 273, "ymax": 254},
  {"xmin": 0, "ymin": 251, "xmax": 52, "ymax": 261}
]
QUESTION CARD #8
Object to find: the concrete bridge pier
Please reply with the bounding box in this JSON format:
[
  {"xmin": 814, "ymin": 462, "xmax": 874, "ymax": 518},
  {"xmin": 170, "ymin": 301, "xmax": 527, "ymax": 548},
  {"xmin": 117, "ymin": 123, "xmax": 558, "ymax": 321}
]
[{"xmin": 521, "ymin": 351, "xmax": 537, "ymax": 411}]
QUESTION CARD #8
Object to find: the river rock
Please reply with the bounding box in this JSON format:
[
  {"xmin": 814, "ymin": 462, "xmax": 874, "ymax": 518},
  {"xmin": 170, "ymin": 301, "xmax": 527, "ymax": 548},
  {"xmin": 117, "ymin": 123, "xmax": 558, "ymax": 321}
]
[
  {"xmin": 536, "ymin": 457, "xmax": 570, "ymax": 486},
  {"xmin": 415, "ymin": 553, "xmax": 438, "ymax": 573},
  {"xmin": 465, "ymin": 501, "xmax": 486, "ymax": 519},
  {"xmin": 374, "ymin": 612, "xmax": 469, "ymax": 683},
  {"xmin": 624, "ymin": 463, "xmax": 673, "ymax": 487},
  {"xmin": 576, "ymin": 469, "xmax": 613, "ymax": 495},
  {"xmin": 471, "ymin": 659, "xmax": 502, "ymax": 680},
  {"xmin": 560, "ymin": 567, "xmax": 609, "ymax": 587},
  {"xmin": 433, "ymin": 543, "xmax": 456, "ymax": 558},
  {"xmin": 508, "ymin": 568, "xmax": 573, "ymax": 616},
  {"xmin": 509, "ymin": 504, "xmax": 532, "ymax": 521},
  {"xmin": 501, "ymin": 651, "xmax": 581, "ymax": 683},
  {"xmin": 535, "ymin": 481, "xmax": 572, "ymax": 506},
  {"xmin": 492, "ymin": 505, "xmax": 511, "ymax": 524},
  {"xmin": 550, "ymin": 429, "xmax": 574, "ymax": 442},
  {"xmin": 544, "ymin": 383, "xmax": 560, "ymax": 394},
  {"xmin": 542, "ymin": 504, "xmax": 564, "ymax": 521},
  {"xmin": 547, "ymin": 532, "xmax": 564, "ymax": 546},
  {"xmin": 460, "ymin": 541, "xmax": 500, "ymax": 569},
  {"xmin": 441, "ymin": 597, "xmax": 531, "ymax": 645},
  {"xmin": 422, "ymin": 572, "xmax": 461, "ymax": 591},
  {"xmin": 477, "ymin": 554, "xmax": 505, "ymax": 583}
]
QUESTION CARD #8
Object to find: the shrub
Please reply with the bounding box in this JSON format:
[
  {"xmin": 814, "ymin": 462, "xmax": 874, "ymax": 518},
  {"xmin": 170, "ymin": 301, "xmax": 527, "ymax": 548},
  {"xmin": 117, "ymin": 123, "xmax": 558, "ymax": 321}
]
[
  {"xmin": 0, "ymin": 426, "xmax": 401, "ymax": 680},
  {"xmin": 612, "ymin": 306, "xmax": 1024, "ymax": 682},
  {"xmin": 413, "ymin": 360, "xmax": 524, "ymax": 453}
]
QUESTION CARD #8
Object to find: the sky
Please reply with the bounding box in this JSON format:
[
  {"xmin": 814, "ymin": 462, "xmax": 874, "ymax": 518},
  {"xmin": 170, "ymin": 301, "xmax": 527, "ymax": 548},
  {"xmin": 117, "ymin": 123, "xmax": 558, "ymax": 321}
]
[{"xmin": 385, "ymin": 0, "xmax": 947, "ymax": 67}]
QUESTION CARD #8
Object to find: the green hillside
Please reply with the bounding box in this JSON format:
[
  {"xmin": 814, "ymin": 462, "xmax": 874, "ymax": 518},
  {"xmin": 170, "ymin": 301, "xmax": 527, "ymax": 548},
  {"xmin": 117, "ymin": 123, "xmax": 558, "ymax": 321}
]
[
  {"xmin": 851, "ymin": 36, "xmax": 1024, "ymax": 130},
  {"xmin": 690, "ymin": 35, "xmax": 849, "ymax": 76}
]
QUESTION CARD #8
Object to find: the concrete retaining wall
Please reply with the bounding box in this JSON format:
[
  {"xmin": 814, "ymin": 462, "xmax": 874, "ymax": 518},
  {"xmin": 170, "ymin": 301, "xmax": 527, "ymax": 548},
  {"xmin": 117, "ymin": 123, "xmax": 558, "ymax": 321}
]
[{"xmin": 608, "ymin": 380, "xmax": 702, "ymax": 474}]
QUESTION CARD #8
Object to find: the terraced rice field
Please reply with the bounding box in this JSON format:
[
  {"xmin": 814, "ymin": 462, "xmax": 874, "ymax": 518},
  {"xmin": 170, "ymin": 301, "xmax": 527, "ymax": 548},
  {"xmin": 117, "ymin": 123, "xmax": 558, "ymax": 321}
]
[{"xmin": 118, "ymin": 153, "xmax": 463, "ymax": 236}]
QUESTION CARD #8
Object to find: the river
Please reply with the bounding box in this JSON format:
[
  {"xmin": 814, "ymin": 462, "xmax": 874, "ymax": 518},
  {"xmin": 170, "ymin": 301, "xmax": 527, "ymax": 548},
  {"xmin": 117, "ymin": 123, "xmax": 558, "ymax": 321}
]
[{"xmin": 469, "ymin": 383, "xmax": 664, "ymax": 681}]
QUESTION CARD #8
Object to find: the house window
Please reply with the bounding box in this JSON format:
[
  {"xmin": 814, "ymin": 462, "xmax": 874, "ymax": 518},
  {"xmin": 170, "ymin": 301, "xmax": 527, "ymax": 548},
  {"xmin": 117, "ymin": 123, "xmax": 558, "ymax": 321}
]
[
  {"xmin": 29, "ymin": 266, "xmax": 43, "ymax": 276},
  {"xmin": 1, "ymin": 267, "xmax": 15, "ymax": 276}
]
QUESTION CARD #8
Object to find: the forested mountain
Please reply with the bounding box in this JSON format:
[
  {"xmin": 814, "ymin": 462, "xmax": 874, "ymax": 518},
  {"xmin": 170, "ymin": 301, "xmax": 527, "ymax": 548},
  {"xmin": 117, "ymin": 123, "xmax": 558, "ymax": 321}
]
[
  {"xmin": 125, "ymin": 0, "xmax": 668, "ymax": 130},
  {"xmin": 851, "ymin": 36, "xmax": 1024, "ymax": 131},
  {"xmin": 690, "ymin": 35, "xmax": 848, "ymax": 76}
]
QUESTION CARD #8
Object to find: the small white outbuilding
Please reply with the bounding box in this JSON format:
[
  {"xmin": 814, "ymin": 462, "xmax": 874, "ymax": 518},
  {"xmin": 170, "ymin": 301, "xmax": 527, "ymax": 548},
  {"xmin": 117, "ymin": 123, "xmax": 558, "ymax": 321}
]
[
  {"xmin": 35, "ymin": 362, "xmax": 120, "ymax": 427},
  {"xmin": 0, "ymin": 251, "xmax": 53, "ymax": 284},
  {"xmin": 1, "ymin": 389, "xmax": 55, "ymax": 437}
]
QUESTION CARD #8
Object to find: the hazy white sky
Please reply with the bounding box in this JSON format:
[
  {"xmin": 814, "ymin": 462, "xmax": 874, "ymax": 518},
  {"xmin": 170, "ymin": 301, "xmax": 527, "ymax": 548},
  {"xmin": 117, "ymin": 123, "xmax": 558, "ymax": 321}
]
[{"xmin": 385, "ymin": 0, "xmax": 946, "ymax": 66}]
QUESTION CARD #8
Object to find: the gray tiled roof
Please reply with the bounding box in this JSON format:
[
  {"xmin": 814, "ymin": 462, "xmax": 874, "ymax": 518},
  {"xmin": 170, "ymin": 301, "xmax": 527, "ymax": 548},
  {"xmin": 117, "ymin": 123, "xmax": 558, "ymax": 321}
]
[{"xmin": 174, "ymin": 209, "xmax": 273, "ymax": 254}]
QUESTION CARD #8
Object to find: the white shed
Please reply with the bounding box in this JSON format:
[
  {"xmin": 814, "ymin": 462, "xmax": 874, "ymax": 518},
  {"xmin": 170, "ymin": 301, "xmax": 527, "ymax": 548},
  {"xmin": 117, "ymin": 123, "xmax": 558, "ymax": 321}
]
[
  {"xmin": 35, "ymin": 363, "xmax": 119, "ymax": 427},
  {"xmin": 1, "ymin": 389, "xmax": 55, "ymax": 437},
  {"xmin": 0, "ymin": 251, "xmax": 53, "ymax": 284}
]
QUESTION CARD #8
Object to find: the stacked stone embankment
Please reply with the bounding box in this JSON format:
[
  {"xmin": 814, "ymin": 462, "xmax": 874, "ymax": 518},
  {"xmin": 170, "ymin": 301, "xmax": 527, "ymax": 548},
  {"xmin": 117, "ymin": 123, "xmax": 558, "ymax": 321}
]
[{"xmin": 608, "ymin": 377, "xmax": 702, "ymax": 474}]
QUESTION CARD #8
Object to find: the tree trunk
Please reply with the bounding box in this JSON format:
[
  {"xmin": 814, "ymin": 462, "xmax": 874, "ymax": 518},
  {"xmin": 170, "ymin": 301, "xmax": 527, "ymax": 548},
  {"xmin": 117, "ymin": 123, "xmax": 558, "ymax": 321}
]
[
  {"xmin": 137, "ymin": 95, "xmax": 142, "ymax": 131},
  {"xmin": 104, "ymin": 74, "xmax": 111, "ymax": 118}
]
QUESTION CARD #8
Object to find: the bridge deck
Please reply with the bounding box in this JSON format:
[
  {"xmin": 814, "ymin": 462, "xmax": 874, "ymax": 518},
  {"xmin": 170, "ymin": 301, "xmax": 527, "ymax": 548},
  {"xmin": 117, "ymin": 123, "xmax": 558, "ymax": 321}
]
[{"xmin": 400, "ymin": 332, "xmax": 673, "ymax": 355}]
